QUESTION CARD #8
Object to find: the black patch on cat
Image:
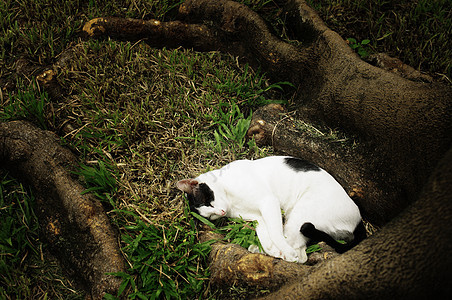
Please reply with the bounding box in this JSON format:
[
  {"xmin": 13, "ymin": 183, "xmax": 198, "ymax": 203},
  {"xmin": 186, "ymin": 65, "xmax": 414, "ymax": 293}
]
[
  {"xmin": 187, "ymin": 183, "xmax": 215, "ymax": 212},
  {"xmin": 300, "ymin": 221, "xmax": 366, "ymax": 253},
  {"xmin": 284, "ymin": 157, "xmax": 320, "ymax": 172}
]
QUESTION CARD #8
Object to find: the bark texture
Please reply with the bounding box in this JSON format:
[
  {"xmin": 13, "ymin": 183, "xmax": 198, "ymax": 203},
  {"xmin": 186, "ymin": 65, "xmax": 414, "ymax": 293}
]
[
  {"xmin": 283, "ymin": 0, "xmax": 452, "ymax": 223},
  {"xmin": 0, "ymin": 121, "xmax": 125, "ymax": 299},
  {"xmin": 199, "ymin": 231, "xmax": 320, "ymax": 292},
  {"xmin": 199, "ymin": 230, "xmax": 340, "ymax": 297}
]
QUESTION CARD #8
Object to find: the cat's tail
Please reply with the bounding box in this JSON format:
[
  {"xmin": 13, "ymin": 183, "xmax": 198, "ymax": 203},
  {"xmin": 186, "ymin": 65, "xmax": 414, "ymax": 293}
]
[{"xmin": 300, "ymin": 221, "xmax": 366, "ymax": 254}]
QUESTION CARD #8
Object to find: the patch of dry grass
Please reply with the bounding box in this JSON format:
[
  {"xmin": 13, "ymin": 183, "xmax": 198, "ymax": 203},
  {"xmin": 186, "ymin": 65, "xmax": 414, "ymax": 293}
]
[{"xmin": 55, "ymin": 41, "xmax": 278, "ymax": 225}]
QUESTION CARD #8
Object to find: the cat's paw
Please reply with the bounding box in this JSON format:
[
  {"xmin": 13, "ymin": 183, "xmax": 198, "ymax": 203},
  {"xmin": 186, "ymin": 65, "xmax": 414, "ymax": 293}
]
[
  {"xmin": 283, "ymin": 251, "xmax": 299, "ymax": 263},
  {"xmin": 248, "ymin": 245, "xmax": 263, "ymax": 254},
  {"xmin": 268, "ymin": 247, "xmax": 285, "ymax": 259},
  {"xmin": 285, "ymin": 247, "xmax": 308, "ymax": 263},
  {"xmin": 296, "ymin": 249, "xmax": 308, "ymax": 264},
  {"xmin": 278, "ymin": 247, "xmax": 299, "ymax": 263}
]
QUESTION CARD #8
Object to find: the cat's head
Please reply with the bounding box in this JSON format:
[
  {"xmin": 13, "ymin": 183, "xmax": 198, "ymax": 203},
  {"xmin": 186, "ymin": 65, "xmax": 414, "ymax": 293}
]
[{"xmin": 176, "ymin": 179, "xmax": 227, "ymax": 220}]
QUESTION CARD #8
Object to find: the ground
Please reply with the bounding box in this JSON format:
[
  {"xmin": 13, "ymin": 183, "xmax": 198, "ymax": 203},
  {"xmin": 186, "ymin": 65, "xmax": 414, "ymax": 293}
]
[{"xmin": 0, "ymin": 0, "xmax": 450, "ymax": 299}]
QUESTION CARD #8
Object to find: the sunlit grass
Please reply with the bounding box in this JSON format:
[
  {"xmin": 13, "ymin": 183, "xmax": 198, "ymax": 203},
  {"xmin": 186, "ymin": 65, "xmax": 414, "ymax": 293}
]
[{"xmin": 0, "ymin": 84, "xmax": 50, "ymax": 129}]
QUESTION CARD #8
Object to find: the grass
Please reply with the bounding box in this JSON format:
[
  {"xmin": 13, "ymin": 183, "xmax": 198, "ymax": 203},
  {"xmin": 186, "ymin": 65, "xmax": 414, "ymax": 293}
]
[
  {"xmin": 60, "ymin": 43, "xmax": 283, "ymax": 298},
  {"xmin": 0, "ymin": 83, "xmax": 50, "ymax": 129},
  {"xmin": 0, "ymin": 0, "xmax": 449, "ymax": 298},
  {"xmin": 1, "ymin": 6, "xmax": 285, "ymax": 296},
  {"xmin": 192, "ymin": 212, "xmax": 323, "ymax": 255},
  {"xmin": 106, "ymin": 210, "xmax": 214, "ymax": 299}
]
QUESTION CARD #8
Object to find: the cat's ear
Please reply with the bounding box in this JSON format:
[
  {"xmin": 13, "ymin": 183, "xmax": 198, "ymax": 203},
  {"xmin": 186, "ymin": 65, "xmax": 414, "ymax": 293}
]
[{"xmin": 176, "ymin": 179, "xmax": 199, "ymax": 194}]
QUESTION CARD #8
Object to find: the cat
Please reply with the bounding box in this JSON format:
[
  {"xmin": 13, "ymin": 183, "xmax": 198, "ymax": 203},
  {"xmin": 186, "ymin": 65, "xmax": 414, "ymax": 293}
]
[{"xmin": 176, "ymin": 156, "xmax": 365, "ymax": 263}]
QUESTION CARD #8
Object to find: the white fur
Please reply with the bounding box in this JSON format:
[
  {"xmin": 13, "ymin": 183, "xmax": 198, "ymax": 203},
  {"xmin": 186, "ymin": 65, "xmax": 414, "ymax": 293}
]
[{"xmin": 184, "ymin": 156, "xmax": 361, "ymax": 263}]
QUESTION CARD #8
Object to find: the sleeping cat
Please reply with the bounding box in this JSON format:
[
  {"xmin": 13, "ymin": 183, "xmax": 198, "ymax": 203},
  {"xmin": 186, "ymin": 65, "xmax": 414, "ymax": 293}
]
[{"xmin": 176, "ymin": 156, "xmax": 365, "ymax": 263}]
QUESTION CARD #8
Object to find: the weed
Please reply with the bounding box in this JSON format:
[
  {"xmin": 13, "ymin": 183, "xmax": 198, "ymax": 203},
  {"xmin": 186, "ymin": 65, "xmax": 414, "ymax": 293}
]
[
  {"xmin": 306, "ymin": 243, "xmax": 322, "ymax": 254},
  {"xmin": 105, "ymin": 209, "xmax": 213, "ymax": 299},
  {"xmin": 213, "ymin": 104, "xmax": 253, "ymax": 152},
  {"xmin": 217, "ymin": 217, "xmax": 263, "ymax": 251},
  {"xmin": 210, "ymin": 74, "xmax": 292, "ymax": 155},
  {"xmin": 75, "ymin": 160, "xmax": 118, "ymax": 207},
  {"xmin": 347, "ymin": 37, "xmax": 371, "ymax": 58},
  {"xmin": 0, "ymin": 84, "xmax": 50, "ymax": 129},
  {"xmin": 213, "ymin": 64, "xmax": 292, "ymax": 109}
]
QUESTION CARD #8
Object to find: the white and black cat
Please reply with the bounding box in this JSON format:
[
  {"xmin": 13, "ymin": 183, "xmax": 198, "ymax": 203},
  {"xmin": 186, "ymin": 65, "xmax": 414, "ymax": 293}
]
[{"xmin": 176, "ymin": 156, "xmax": 365, "ymax": 263}]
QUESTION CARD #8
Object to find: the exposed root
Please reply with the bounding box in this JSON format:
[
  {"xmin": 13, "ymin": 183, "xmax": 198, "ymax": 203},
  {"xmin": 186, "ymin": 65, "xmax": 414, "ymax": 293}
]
[{"xmin": 0, "ymin": 121, "xmax": 125, "ymax": 298}]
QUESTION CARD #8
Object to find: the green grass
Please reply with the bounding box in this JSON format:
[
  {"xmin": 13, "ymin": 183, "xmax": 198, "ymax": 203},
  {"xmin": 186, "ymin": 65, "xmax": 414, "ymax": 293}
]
[
  {"xmin": 61, "ymin": 43, "xmax": 284, "ymax": 298},
  {"xmin": 75, "ymin": 160, "xmax": 119, "ymax": 207},
  {"xmin": 0, "ymin": 83, "xmax": 50, "ymax": 129},
  {"xmin": 1, "ymin": 22, "xmax": 285, "ymax": 298},
  {"xmin": 0, "ymin": 0, "xmax": 449, "ymax": 298},
  {"xmin": 74, "ymin": 161, "xmax": 212, "ymax": 299},
  {"xmin": 0, "ymin": 173, "xmax": 38, "ymax": 298},
  {"xmin": 105, "ymin": 210, "xmax": 213, "ymax": 299},
  {"xmin": 192, "ymin": 212, "xmax": 322, "ymax": 257}
]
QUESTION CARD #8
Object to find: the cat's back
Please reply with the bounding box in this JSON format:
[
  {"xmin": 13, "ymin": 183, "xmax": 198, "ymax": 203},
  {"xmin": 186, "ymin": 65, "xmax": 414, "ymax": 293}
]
[
  {"xmin": 216, "ymin": 156, "xmax": 322, "ymax": 178},
  {"xmin": 252, "ymin": 156, "xmax": 331, "ymax": 193},
  {"xmin": 199, "ymin": 156, "xmax": 328, "ymax": 193},
  {"xmin": 250, "ymin": 156, "xmax": 323, "ymax": 178},
  {"xmin": 219, "ymin": 156, "xmax": 300, "ymax": 177},
  {"xmin": 198, "ymin": 157, "xmax": 289, "ymax": 189}
]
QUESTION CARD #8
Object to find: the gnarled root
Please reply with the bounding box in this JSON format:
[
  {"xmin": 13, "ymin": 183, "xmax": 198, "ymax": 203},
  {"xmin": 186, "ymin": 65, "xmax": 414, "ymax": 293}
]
[{"xmin": 0, "ymin": 121, "xmax": 125, "ymax": 299}]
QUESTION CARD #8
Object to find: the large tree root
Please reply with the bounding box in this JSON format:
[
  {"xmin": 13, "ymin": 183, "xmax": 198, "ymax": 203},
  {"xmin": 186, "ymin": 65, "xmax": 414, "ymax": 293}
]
[
  {"xmin": 200, "ymin": 231, "xmax": 309, "ymax": 291},
  {"xmin": 247, "ymin": 104, "xmax": 452, "ymax": 299},
  {"xmin": 200, "ymin": 230, "xmax": 340, "ymax": 297},
  {"xmin": 0, "ymin": 121, "xmax": 125, "ymax": 298}
]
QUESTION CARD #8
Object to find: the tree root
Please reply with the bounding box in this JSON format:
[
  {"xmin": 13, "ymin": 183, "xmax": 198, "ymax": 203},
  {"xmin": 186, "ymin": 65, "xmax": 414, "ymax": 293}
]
[
  {"xmin": 82, "ymin": 17, "xmax": 220, "ymax": 52},
  {"xmin": 82, "ymin": 0, "xmax": 313, "ymax": 85},
  {"xmin": 60, "ymin": 0, "xmax": 452, "ymax": 297},
  {"xmin": 199, "ymin": 230, "xmax": 340, "ymax": 297},
  {"xmin": 0, "ymin": 121, "xmax": 125, "ymax": 299}
]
